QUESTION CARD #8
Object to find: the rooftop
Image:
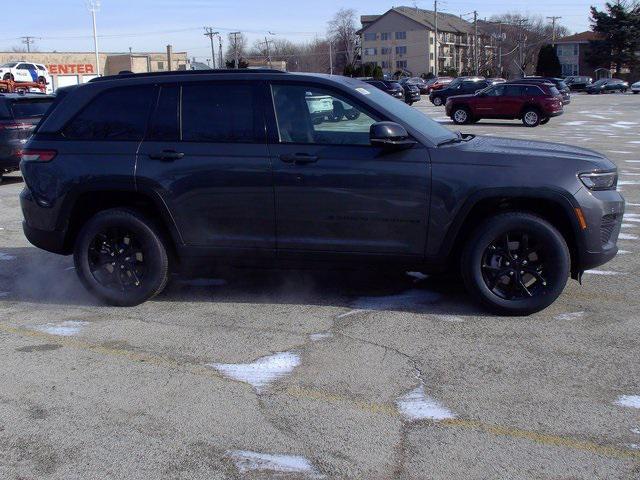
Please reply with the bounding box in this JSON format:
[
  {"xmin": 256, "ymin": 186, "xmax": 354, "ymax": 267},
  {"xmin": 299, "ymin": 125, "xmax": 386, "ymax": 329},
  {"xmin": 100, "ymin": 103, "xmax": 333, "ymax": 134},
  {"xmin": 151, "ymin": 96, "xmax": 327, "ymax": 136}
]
[
  {"xmin": 555, "ymin": 31, "xmax": 603, "ymax": 44},
  {"xmin": 360, "ymin": 6, "xmax": 474, "ymax": 34}
]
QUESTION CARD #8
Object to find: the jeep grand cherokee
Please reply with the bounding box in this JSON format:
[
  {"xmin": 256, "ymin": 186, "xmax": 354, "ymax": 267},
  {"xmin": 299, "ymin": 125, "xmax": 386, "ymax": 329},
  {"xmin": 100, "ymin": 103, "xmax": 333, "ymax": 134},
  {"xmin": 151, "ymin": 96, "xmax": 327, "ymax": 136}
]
[{"xmin": 19, "ymin": 70, "xmax": 625, "ymax": 315}]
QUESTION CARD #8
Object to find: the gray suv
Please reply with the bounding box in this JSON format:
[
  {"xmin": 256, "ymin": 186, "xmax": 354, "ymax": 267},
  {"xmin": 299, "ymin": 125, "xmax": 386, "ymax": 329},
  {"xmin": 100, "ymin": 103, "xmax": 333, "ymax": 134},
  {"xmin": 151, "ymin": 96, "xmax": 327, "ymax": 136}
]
[{"xmin": 19, "ymin": 70, "xmax": 624, "ymax": 315}]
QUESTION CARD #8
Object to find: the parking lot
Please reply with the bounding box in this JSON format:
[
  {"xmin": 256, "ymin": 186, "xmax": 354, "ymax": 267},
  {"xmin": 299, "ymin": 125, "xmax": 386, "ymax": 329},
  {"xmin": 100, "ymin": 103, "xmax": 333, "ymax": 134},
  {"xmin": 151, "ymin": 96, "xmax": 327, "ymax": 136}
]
[{"xmin": 0, "ymin": 92, "xmax": 639, "ymax": 479}]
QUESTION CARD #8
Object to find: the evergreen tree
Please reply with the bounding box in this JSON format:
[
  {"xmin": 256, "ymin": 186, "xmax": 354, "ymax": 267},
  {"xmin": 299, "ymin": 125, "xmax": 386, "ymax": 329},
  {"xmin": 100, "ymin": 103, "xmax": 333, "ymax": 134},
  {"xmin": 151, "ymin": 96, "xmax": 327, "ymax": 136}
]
[{"xmin": 536, "ymin": 45, "xmax": 562, "ymax": 77}]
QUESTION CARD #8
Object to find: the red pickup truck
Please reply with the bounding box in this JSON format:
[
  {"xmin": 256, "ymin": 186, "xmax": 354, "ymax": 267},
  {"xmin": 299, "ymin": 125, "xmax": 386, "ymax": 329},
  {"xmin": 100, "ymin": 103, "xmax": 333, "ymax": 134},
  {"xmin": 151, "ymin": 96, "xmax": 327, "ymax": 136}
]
[
  {"xmin": 0, "ymin": 80, "xmax": 46, "ymax": 94},
  {"xmin": 445, "ymin": 82, "xmax": 564, "ymax": 127}
]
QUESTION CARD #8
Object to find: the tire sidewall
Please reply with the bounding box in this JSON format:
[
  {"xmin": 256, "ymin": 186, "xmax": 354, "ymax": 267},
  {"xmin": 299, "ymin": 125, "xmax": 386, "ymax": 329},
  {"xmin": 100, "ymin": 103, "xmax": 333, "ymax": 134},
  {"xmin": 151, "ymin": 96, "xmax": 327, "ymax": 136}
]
[
  {"xmin": 452, "ymin": 107, "xmax": 470, "ymax": 125},
  {"xmin": 462, "ymin": 214, "xmax": 570, "ymax": 316},
  {"xmin": 74, "ymin": 210, "xmax": 168, "ymax": 306}
]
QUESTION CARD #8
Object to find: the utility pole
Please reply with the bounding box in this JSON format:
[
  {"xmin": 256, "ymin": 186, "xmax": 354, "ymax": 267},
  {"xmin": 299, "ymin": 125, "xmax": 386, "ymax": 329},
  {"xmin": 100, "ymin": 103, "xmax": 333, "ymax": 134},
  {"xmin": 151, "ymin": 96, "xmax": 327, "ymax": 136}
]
[
  {"xmin": 87, "ymin": 1, "xmax": 101, "ymax": 76},
  {"xmin": 473, "ymin": 10, "xmax": 478, "ymax": 75},
  {"xmin": 218, "ymin": 34, "xmax": 223, "ymax": 70},
  {"xmin": 230, "ymin": 32, "xmax": 241, "ymax": 69},
  {"xmin": 433, "ymin": 0, "xmax": 438, "ymax": 75},
  {"xmin": 546, "ymin": 16, "xmax": 562, "ymax": 46},
  {"xmin": 204, "ymin": 27, "xmax": 219, "ymax": 68},
  {"xmin": 329, "ymin": 42, "xmax": 334, "ymax": 75},
  {"xmin": 20, "ymin": 36, "xmax": 36, "ymax": 53}
]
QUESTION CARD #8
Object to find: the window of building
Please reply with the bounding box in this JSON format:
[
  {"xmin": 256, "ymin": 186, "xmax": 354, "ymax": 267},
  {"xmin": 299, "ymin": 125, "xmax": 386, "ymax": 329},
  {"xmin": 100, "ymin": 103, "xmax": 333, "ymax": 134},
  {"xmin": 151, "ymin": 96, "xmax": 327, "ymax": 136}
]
[
  {"xmin": 430, "ymin": 53, "xmax": 434, "ymax": 60},
  {"xmin": 573, "ymin": 44, "xmax": 579, "ymax": 55},
  {"xmin": 381, "ymin": 47, "xmax": 391, "ymax": 55},
  {"xmin": 381, "ymin": 32, "xmax": 390, "ymax": 41},
  {"xmin": 430, "ymin": 37, "xmax": 434, "ymax": 44},
  {"xmin": 396, "ymin": 60, "xmax": 407, "ymax": 69},
  {"xmin": 271, "ymin": 84, "xmax": 378, "ymax": 146},
  {"xmin": 381, "ymin": 61, "xmax": 390, "ymax": 68},
  {"xmin": 395, "ymin": 31, "xmax": 407, "ymax": 40},
  {"xmin": 157, "ymin": 61, "xmax": 165, "ymax": 71},
  {"xmin": 364, "ymin": 33, "xmax": 377, "ymax": 42},
  {"xmin": 182, "ymin": 83, "xmax": 259, "ymax": 143},
  {"xmin": 63, "ymin": 86, "xmax": 155, "ymax": 141},
  {"xmin": 364, "ymin": 48, "xmax": 377, "ymax": 56},
  {"xmin": 396, "ymin": 46, "xmax": 407, "ymax": 55}
]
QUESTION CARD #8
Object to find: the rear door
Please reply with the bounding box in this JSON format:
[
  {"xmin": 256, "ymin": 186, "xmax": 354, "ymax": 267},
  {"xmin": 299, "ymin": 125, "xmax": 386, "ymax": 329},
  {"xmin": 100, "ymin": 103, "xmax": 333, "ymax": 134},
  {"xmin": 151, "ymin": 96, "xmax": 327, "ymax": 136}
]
[
  {"xmin": 266, "ymin": 81, "xmax": 430, "ymax": 258},
  {"xmin": 137, "ymin": 81, "xmax": 275, "ymax": 254}
]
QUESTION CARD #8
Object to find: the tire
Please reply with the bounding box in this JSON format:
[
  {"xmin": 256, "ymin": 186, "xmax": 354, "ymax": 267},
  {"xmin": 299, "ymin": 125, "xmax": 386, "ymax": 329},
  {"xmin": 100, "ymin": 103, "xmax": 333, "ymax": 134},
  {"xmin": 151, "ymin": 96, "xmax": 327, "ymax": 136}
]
[
  {"xmin": 74, "ymin": 209, "xmax": 170, "ymax": 306},
  {"xmin": 432, "ymin": 96, "xmax": 443, "ymax": 106},
  {"xmin": 540, "ymin": 117, "xmax": 550, "ymax": 125},
  {"xmin": 461, "ymin": 212, "xmax": 570, "ymax": 316},
  {"xmin": 522, "ymin": 108, "xmax": 541, "ymax": 127},
  {"xmin": 452, "ymin": 106, "xmax": 471, "ymax": 125},
  {"xmin": 407, "ymin": 101, "xmax": 414, "ymax": 106},
  {"xmin": 633, "ymin": 91, "xmax": 639, "ymax": 94},
  {"xmin": 3, "ymin": 73, "xmax": 13, "ymax": 81}
]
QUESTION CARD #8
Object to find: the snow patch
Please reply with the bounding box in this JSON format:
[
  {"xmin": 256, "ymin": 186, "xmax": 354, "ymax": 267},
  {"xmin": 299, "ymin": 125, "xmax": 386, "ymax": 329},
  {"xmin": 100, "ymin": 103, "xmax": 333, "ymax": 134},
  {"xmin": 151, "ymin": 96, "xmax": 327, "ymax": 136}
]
[
  {"xmin": 617, "ymin": 250, "xmax": 632, "ymax": 254},
  {"xmin": 209, "ymin": 351, "xmax": 300, "ymax": 393},
  {"xmin": 619, "ymin": 233, "xmax": 639, "ymax": 240},
  {"xmin": 584, "ymin": 270, "xmax": 624, "ymax": 276},
  {"xmin": 618, "ymin": 180, "xmax": 640, "ymax": 185},
  {"xmin": 396, "ymin": 384, "xmax": 456, "ymax": 421},
  {"xmin": 622, "ymin": 224, "xmax": 636, "ymax": 228},
  {"xmin": 226, "ymin": 450, "xmax": 323, "ymax": 477},
  {"xmin": 554, "ymin": 312, "xmax": 585, "ymax": 321},
  {"xmin": 33, "ymin": 320, "xmax": 88, "ymax": 337},
  {"xmin": 309, "ymin": 332, "xmax": 333, "ymax": 342},
  {"xmin": 337, "ymin": 309, "xmax": 364, "ymax": 319},
  {"xmin": 615, "ymin": 395, "xmax": 640, "ymax": 409},
  {"xmin": 0, "ymin": 252, "xmax": 16, "ymax": 261}
]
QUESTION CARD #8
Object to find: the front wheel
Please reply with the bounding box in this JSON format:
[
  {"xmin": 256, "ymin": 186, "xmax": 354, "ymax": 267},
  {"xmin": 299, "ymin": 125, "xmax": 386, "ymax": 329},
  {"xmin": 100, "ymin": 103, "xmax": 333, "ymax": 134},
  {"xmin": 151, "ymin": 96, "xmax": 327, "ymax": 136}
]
[
  {"xmin": 432, "ymin": 96, "xmax": 443, "ymax": 106},
  {"xmin": 74, "ymin": 209, "xmax": 170, "ymax": 306},
  {"xmin": 461, "ymin": 212, "xmax": 570, "ymax": 316}
]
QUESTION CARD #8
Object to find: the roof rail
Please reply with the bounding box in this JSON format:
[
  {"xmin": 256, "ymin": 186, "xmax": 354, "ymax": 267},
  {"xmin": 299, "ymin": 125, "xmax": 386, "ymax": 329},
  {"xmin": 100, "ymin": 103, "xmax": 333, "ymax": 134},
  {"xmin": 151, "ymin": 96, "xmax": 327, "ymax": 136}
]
[{"xmin": 89, "ymin": 69, "xmax": 288, "ymax": 83}]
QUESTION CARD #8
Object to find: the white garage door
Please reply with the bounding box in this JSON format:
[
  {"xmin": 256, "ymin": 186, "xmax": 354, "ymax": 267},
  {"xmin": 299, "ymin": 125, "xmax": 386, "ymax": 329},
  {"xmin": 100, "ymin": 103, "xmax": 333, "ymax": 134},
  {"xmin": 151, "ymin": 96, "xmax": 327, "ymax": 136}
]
[
  {"xmin": 81, "ymin": 75, "xmax": 98, "ymax": 83},
  {"xmin": 55, "ymin": 75, "xmax": 79, "ymax": 90}
]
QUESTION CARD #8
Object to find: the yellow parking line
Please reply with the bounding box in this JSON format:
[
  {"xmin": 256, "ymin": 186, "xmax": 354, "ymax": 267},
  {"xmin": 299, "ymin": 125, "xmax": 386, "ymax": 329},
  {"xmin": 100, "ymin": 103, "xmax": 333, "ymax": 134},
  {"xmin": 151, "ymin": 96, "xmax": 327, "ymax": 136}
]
[{"xmin": 2, "ymin": 323, "xmax": 639, "ymax": 462}]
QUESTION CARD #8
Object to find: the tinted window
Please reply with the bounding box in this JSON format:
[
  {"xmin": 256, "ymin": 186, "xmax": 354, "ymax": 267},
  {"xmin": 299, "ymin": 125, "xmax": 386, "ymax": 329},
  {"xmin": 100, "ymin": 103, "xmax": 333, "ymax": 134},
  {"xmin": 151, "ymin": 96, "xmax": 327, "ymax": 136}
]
[
  {"xmin": 181, "ymin": 83, "xmax": 259, "ymax": 143},
  {"xmin": 504, "ymin": 85, "xmax": 523, "ymax": 96},
  {"xmin": 63, "ymin": 86, "xmax": 155, "ymax": 141},
  {"xmin": 485, "ymin": 85, "xmax": 505, "ymax": 96},
  {"xmin": 147, "ymin": 85, "xmax": 179, "ymax": 141},
  {"xmin": 524, "ymin": 85, "xmax": 543, "ymax": 96},
  {"xmin": 10, "ymin": 98, "xmax": 54, "ymax": 118},
  {"xmin": 271, "ymin": 84, "xmax": 378, "ymax": 146}
]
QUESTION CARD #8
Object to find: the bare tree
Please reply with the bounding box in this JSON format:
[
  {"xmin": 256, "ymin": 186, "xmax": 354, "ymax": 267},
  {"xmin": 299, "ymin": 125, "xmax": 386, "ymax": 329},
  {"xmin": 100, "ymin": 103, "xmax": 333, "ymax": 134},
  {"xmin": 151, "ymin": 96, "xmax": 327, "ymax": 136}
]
[
  {"xmin": 327, "ymin": 8, "xmax": 359, "ymax": 72},
  {"xmin": 225, "ymin": 32, "xmax": 248, "ymax": 67}
]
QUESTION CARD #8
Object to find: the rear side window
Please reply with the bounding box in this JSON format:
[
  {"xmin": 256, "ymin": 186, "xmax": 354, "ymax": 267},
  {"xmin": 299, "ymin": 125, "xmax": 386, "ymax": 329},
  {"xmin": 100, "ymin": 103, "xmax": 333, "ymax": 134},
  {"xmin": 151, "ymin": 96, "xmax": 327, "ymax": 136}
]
[
  {"xmin": 10, "ymin": 98, "xmax": 54, "ymax": 118},
  {"xmin": 181, "ymin": 83, "xmax": 260, "ymax": 143},
  {"xmin": 523, "ymin": 85, "xmax": 543, "ymax": 96},
  {"xmin": 63, "ymin": 86, "xmax": 155, "ymax": 141},
  {"xmin": 549, "ymin": 86, "xmax": 561, "ymax": 96}
]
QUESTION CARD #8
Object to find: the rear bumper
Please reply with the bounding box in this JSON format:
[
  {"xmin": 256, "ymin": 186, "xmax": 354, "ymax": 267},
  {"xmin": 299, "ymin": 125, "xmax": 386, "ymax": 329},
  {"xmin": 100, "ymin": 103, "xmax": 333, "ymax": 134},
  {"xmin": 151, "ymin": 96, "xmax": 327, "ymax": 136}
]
[
  {"xmin": 20, "ymin": 187, "xmax": 68, "ymax": 254},
  {"xmin": 22, "ymin": 220, "xmax": 67, "ymax": 254}
]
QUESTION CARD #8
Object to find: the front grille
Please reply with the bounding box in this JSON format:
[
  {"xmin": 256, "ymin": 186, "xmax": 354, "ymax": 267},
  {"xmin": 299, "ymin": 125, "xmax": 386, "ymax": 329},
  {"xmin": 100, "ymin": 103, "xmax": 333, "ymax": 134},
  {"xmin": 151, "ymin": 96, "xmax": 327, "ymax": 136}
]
[{"xmin": 601, "ymin": 214, "xmax": 619, "ymax": 245}]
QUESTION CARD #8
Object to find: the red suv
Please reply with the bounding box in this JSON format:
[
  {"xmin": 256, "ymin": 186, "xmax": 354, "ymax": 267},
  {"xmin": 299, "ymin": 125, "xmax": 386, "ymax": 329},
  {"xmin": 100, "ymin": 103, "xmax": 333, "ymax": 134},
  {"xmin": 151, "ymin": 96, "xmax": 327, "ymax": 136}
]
[{"xmin": 445, "ymin": 82, "xmax": 564, "ymax": 127}]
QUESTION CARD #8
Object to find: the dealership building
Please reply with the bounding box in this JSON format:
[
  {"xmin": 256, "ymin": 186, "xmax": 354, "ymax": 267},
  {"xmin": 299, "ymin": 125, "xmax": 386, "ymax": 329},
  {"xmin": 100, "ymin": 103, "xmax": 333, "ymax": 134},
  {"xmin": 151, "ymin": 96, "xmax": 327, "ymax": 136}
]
[{"xmin": 0, "ymin": 50, "xmax": 189, "ymax": 90}]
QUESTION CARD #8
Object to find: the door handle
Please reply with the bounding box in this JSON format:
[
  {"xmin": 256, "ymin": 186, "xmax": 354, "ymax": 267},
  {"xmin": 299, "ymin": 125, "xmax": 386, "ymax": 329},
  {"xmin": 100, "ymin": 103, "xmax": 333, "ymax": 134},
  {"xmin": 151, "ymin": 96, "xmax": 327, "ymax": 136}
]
[
  {"xmin": 280, "ymin": 153, "xmax": 318, "ymax": 165},
  {"xmin": 148, "ymin": 150, "xmax": 185, "ymax": 161}
]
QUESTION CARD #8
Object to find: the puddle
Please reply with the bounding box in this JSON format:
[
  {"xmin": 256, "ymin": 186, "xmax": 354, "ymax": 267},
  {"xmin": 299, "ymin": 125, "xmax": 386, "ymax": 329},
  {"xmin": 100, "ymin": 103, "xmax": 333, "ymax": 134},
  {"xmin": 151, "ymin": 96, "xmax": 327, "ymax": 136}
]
[
  {"xmin": 226, "ymin": 450, "xmax": 323, "ymax": 477},
  {"xmin": 33, "ymin": 320, "xmax": 88, "ymax": 337},
  {"xmin": 309, "ymin": 332, "xmax": 333, "ymax": 342},
  {"xmin": 554, "ymin": 312, "xmax": 585, "ymax": 321},
  {"xmin": 209, "ymin": 351, "xmax": 300, "ymax": 392},
  {"xmin": 396, "ymin": 384, "xmax": 456, "ymax": 421},
  {"xmin": 615, "ymin": 395, "xmax": 640, "ymax": 409},
  {"xmin": 352, "ymin": 289, "xmax": 441, "ymax": 312}
]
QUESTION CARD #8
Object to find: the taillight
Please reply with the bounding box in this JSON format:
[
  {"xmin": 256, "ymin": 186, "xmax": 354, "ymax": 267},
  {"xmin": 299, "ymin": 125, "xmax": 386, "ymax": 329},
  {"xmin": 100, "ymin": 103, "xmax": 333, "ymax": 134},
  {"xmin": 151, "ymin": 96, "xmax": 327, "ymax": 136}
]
[
  {"xmin": 19, "ymin": 149, "xmax": 57, "ymax": 162},
  {"xmin": 0, "ymin": 122, "xmax": 31, "ymax": 131}
]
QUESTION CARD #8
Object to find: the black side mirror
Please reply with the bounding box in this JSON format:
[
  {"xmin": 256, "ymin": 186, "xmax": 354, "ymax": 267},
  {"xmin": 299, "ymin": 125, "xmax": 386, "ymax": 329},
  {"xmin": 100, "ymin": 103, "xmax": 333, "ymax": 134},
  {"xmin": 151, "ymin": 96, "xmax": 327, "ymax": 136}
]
[{"xmin": 370, "ymin": 122, "xmax": 417, "ymax": 149}]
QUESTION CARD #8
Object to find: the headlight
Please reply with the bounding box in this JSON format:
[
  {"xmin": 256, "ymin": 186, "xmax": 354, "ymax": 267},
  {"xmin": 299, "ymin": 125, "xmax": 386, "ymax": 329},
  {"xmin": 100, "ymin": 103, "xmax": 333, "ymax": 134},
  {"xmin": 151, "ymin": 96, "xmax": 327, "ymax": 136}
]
[{"xmin": 579, "ymin": 171, "xmax": 618, "ymax": 190}]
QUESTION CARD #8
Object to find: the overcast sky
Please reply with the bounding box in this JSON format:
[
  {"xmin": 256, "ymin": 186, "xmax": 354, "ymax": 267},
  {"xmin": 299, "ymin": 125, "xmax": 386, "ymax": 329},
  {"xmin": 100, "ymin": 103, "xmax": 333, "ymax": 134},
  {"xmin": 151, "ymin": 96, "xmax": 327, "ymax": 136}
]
[{"xmin": 2, "ymin": 0, "xmax": 605, "ymax": 61}]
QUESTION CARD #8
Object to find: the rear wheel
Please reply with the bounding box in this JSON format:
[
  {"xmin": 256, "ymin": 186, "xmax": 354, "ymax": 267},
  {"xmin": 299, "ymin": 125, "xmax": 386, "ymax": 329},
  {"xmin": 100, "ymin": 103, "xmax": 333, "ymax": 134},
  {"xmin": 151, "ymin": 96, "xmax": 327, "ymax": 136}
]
[
  {"xmin": 432, "ymin": 96, "xmax": 443, "ymax": 106},
  {"xmin": 74, "ymin": 209, "xmax": 170, "ymax": 306},
  {"xmin": 522, "ymin": 108, "xmax": 541, "ymax": 127},
  {"xmin": 461, "ymin": 212, "xmax": 570, "ymax": 316},
  {"xmin": 452, "ymin": 107, "xmax": 471, "ymax": 125}
]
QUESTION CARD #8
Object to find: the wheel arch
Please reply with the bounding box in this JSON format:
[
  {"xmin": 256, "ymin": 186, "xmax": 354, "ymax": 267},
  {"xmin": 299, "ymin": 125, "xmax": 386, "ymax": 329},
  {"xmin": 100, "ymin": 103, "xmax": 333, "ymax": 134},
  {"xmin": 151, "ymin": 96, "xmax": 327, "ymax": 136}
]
[
  {"xmin": 439, "ymin": 188, "xmax": 584, "ymax": 277},
  {"xmin": 518, "ymin": 103, "xmax": 541, "ymax": 118}
]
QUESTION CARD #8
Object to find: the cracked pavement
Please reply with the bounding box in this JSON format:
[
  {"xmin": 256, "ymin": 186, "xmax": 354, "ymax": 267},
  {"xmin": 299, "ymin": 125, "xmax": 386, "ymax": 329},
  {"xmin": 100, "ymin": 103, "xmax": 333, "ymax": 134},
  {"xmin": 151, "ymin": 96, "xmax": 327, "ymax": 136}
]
[{"xmin": 0, "ymin": 93, "xmax": 639, "ymax": 479}]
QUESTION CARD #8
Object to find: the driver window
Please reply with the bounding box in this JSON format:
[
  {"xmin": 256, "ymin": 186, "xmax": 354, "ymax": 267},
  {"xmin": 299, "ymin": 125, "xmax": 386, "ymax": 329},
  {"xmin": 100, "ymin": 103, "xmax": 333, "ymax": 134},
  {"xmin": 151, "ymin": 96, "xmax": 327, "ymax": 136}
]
[
  {"xmin": 271, "ymin": 84, "xmax": 378, "ymax": 145},
  {"xmin": 485, "ymin": 85, "xmax": 505, "ymax": 96}
]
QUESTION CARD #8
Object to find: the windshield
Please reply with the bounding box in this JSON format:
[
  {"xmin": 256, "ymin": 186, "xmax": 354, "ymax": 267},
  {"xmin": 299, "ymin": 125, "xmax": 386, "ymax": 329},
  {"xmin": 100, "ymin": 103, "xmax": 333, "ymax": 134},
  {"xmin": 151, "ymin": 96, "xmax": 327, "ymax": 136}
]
[
  {"xmin": 351, "ymin": 81, "xmax": 456, "ymax": 145},
  {"xmin": 1, "ymin": 62, "xmax": 17, "ymax": 68}
]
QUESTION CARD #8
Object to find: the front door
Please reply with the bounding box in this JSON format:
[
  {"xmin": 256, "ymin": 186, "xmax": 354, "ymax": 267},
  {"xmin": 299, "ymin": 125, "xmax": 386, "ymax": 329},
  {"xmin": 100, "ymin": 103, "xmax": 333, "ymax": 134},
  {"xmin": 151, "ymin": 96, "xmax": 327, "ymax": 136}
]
[
  {"xmin": 472, "ymin": 84, "xmax": 504, "ymax": 117},
  {"xmin": 137, "ymin": 82, "xmax": 275, "ymax": 255},
  {"xmin": 266, "ymin": 82, "xmax": 430, "ymax": 257}
]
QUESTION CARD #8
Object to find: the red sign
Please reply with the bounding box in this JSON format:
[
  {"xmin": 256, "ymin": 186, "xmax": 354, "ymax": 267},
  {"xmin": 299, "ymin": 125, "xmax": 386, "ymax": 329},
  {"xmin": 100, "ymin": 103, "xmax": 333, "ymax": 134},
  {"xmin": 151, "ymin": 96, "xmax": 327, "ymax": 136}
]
[{"xmin": 47, "ymin": 64, "xmax": 95, "ymax": 75}]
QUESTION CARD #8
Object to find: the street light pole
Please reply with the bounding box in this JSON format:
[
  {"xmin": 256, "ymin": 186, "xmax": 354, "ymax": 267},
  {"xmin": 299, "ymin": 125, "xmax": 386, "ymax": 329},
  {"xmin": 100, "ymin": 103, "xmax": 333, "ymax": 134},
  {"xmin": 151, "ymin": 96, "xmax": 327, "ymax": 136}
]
[{"xmin": 88, "ymin": 0, "xmax": 101, "ymax": 76}]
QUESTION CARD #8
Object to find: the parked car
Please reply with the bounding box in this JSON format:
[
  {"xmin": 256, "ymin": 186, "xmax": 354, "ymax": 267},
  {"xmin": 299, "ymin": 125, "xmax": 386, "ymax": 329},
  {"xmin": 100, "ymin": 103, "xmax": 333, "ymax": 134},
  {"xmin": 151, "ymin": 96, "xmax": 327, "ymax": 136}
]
[
  {"xmin": 0, "ymin": 62, "xmax": 52, "ymax": 91},
  {"xmin": 512, "ymin": 77, "xmax": 571, "ymax": 104},
  {"xmin": 632, "ymin": 81, "xmax": 640, "ymax": 94},
  {"xmin": 487, "ymin": 78, "xmax": 506, "ymax": 84},
  {"xmin": 428, "ymin": 76, "xmax": 454, "ymax": 93},
  {"xmin": 586, "ymin": 78, "xmax": 629, "ymax": 94},
  {"xmin": 0, "ymin": 93, "xmax": 54, "ymax": 181},
  {"xmin": 364, "ymin": 80, "xmax": 404, "ymax": 100},
  {"xmin": 564, "ymin": 76, "xmax": 592, "ymax": 91},
  {"xmin": 430, "ymin": 77, "xmax": 489, "ymax": 106},
  {"xmin": 401, "ymin": 82, "xmax": 421, "ymax": 105},
  {"xmin": 445, "ymin": 82, "xmax": 564, "ymax": 127},
  {"xmin": 399, "ymin": 77, "xmax": 429, "ymax": 94},
  {"xmin": 20, "ymin": 69, "xmax": 624, "ymax": 315}
]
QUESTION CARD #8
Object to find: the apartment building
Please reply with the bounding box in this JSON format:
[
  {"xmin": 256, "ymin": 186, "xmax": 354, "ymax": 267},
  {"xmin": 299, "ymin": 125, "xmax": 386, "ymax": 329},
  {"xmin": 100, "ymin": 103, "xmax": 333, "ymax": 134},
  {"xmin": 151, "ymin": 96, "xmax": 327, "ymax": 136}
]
[
  {"xmin": 555, "ymin": 31, "xmax": 609, "ymax": 79},
  {"xmin": 359, "ymin": 6, "xmax": 479, "ymax": 76}
]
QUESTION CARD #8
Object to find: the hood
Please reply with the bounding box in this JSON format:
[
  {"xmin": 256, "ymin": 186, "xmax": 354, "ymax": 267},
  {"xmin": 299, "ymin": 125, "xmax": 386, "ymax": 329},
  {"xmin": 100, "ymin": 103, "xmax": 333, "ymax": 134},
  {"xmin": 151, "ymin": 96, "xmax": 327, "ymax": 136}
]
[{"xmin": 447, "ymin": 135, "xmax": 616, "ymax": 172}]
